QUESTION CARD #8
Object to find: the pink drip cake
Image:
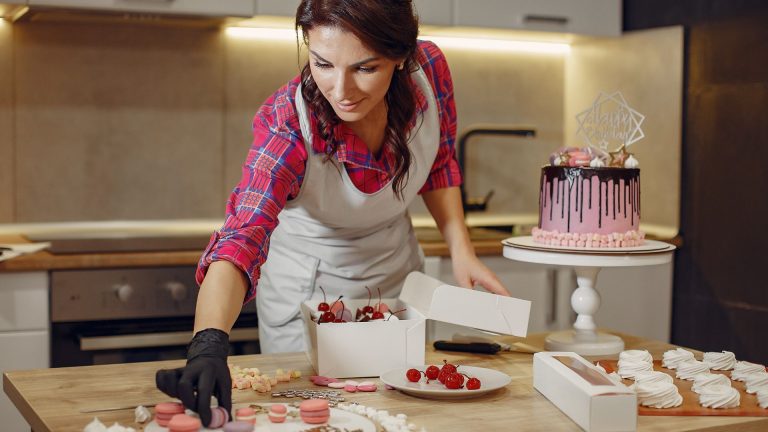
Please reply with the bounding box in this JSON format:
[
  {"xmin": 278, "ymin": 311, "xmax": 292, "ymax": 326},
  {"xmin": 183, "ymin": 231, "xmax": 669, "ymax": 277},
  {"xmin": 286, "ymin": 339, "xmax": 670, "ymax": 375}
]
[{"xmin": 532, "ymin": 149, "xmax": 645, "ymax": 248}]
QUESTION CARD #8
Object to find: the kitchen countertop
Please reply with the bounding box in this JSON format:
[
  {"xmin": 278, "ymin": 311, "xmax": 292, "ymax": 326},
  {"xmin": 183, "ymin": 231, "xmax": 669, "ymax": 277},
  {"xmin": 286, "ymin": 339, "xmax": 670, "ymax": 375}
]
[
  {"xmin": 0, "ymin": 217, "xmax": 680, "ymax": 272},
  {"xmin": 0, "ymin": 228, "xmax": 511, "ymax": 272},
  {"xmin": 4, "ymin": 331, "xmax": 764, "ymax": 432}
]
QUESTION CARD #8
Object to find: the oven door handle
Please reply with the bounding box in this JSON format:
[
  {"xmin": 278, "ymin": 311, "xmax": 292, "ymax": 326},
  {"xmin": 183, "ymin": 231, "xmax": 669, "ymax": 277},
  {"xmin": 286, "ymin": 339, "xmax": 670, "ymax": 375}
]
[{"xmin": 79, "ymin": 328, "xmax": 257, "ymax": 351}]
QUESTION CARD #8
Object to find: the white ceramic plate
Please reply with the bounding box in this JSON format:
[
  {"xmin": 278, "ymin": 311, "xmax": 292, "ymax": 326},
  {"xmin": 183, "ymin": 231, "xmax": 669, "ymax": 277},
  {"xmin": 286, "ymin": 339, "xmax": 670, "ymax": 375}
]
[
  {"xmin": 380, "ymin": 365, "xmax": 511, "ymax": 400},
  {"xmin": 503, "ymin": 236, "xmax": 675, "ymax": 254},
  {"xmin": 144, "ymin": 403, "xmax": 376, "ymax": 432}
]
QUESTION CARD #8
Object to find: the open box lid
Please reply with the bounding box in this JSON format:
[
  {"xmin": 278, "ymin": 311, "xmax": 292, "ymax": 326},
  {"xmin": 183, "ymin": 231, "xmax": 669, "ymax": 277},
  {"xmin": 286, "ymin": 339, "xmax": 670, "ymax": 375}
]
[{"xmin": 398, "ymin": 271, "xmax": 531, "ymax": 336}]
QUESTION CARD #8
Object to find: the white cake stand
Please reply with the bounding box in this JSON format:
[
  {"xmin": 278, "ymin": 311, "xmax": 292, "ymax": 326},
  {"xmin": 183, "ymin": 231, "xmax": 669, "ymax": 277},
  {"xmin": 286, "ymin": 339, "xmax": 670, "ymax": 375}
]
[{"xmin": 502, "ymin": 236, "xmax": 675, "ymax": 355}]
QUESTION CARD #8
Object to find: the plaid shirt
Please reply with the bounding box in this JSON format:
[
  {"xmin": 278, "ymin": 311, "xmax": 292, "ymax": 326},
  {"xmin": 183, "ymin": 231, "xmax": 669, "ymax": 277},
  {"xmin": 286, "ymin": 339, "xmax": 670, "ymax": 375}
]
[{"xmin": 197, "ymin": 40, "xmax": 461, "ymax": 303}]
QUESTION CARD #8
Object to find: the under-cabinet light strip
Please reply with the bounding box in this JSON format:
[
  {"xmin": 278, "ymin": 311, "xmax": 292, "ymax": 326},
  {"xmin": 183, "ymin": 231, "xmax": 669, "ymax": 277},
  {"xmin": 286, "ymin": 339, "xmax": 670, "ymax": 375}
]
[{"xmin": 225, "ymin": 27, "xmax": 570, "ymax": 54}]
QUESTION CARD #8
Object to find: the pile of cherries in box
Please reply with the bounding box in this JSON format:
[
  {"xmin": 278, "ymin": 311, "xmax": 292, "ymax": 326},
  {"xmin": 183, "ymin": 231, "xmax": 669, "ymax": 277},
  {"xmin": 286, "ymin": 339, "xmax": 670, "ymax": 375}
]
[
  {"xmin": 406, "ymin": 360, "xmax": 481, "ymax": 390},
  {"xmin": 315, "ymin": 287, "xmax": 406, "ymax": 324}
]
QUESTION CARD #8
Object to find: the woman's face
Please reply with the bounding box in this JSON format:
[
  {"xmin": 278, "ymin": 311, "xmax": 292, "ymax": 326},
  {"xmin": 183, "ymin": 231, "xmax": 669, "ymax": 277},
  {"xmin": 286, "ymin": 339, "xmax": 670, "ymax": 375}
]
[{"xmin": 307, "ymin": 26, "xmax": 399, "ymax": 124}]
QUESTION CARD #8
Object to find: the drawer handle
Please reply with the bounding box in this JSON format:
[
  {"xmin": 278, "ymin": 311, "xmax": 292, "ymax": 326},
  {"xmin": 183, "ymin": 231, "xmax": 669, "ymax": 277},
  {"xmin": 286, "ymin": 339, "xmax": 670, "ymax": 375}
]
[
  {"xmin": 523, "ymin": 14, "xmax": 569, "ymax": 26},
  {"xmin": 80, "ymin": 328, "xmax": 256, "ymax": 351}
]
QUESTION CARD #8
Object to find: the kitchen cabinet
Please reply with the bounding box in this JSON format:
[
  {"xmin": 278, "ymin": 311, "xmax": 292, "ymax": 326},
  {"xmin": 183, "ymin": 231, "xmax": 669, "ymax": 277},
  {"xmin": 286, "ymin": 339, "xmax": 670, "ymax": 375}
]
[
  {"xmin": 0, "ymin": 271, "xmax": 49, "ymax": 432},
  {"xmin": 27, "ymin": 0, "xmax": 257, "ymax": 17},
  {"xmin": 255, "ymin": 0, "xmax": 298, "ymax": 16},
  {"xmin": 453, "ymin": 0, "xmax": 621, "ymax": 36},
  {"xmin": 251, "ymin": 0, "xmax": 619, "ymax": 36},
  {"xmin": 414, "ymin": 0, "xmax": 453, "ymax": 26},
  {"xmin": 591, "ymin": 262, "xmax": 674, "ymax": 343}
]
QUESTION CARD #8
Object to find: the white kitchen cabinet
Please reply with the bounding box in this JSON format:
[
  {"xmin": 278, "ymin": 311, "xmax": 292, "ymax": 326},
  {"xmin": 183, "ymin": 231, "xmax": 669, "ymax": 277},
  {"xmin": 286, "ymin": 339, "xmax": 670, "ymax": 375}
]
[
  {"xmin": 0, "ymin": 271, "xmax": 49, "ymax": 432},
  {"xmin": 255, "ymin": 0, "xmax": 299, "ymax": 16},
  {"xmin": 453, "ymin": 0, "xmax": 621, "ymax": 36},
  {"xmin": 414, "ymin": 0, "xmax": 453, "ymax": 26},
  {"xmin": 590, "ymin": 262, "xmax": 674, "ymax": 342},
  {"xmin": 27, "ymin": 0, "xmax": 257, "ymax": 17},
  {"xmin": 423, "ymin": 255, "xmax": 571, "ymax": 342}
]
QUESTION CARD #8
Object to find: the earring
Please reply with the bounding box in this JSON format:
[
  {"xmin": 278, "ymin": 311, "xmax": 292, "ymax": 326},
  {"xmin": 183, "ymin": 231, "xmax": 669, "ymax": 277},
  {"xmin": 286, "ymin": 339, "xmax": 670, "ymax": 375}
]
[{"xmin": 397, "ymin": 62, "xmax": 405, "ymax": 71}]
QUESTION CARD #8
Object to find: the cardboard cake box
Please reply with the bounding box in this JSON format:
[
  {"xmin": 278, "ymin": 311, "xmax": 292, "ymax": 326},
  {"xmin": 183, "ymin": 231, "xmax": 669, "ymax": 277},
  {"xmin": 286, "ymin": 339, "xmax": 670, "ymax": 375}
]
[
  {"xmin": 301, "ymin": 271, "xmax": 532, "ymax": 378},
  {"xmin": 533, "ymin": 352, "xmax": 637, "ymax": 432}
]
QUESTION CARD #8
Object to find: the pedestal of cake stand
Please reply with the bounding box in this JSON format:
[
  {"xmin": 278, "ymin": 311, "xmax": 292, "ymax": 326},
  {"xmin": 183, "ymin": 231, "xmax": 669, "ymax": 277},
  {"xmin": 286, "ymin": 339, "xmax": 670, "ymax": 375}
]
[{"xmin": 502, "ymin": 238, "xmax": 675, "ymax": 356}]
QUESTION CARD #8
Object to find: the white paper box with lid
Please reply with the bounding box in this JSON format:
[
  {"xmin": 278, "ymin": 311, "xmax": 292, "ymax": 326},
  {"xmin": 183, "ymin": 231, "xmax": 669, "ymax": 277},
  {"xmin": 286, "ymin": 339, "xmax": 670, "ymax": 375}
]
[
  {"xmin": 534, "ymin": 352, "xmax": 637, "ymax": 432},
  {"xmin": 301, "ymin": 271, "xmax": 532, "ymax": 378}
]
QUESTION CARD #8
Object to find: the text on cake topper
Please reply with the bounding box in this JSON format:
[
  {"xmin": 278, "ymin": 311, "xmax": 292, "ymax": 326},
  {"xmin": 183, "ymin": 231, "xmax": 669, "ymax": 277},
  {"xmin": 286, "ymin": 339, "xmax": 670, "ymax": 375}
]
[{"xmin": 575, "ymin": 91, "xmax": 645, "ymax": 151}]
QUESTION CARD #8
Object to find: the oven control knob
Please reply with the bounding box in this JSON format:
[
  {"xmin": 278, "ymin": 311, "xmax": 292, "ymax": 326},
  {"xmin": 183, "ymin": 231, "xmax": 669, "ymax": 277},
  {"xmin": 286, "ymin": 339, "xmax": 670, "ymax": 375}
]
[
  {"xmin": 165, "ymin": 281, "xmax": 188, "ymax": 302},
  {"xmin": 113, "ymin": 283, "xmax": 134, "ymax": 303}
]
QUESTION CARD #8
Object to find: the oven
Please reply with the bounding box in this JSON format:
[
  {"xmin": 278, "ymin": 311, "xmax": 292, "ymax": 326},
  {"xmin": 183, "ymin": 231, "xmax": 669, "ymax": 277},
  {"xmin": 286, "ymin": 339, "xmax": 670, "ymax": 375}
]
[{"xmin": 50, "ymin": 266, "xmax": 259, "ymax": 367}]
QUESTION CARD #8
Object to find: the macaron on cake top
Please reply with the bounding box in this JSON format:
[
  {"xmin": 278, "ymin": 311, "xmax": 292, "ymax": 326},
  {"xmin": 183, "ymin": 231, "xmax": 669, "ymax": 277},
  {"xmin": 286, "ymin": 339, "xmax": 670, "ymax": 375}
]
[
  {"xmin": 268, "ymin": 404, "xmax": 288, "ymax": 423},
  {"xmin": 167, "ymin": 413, "xmax": 202, "ymax": 432},
  {"xmin": 299, "ymin": 399, "xmax": 331, "ymax": 425},
  {"xmin": 155, "ymin": 402, "xmax": 185, "ymax": 427},
  {"xmin": 222, "ymin": 420, "xmax": 255, "ymax": 432}
]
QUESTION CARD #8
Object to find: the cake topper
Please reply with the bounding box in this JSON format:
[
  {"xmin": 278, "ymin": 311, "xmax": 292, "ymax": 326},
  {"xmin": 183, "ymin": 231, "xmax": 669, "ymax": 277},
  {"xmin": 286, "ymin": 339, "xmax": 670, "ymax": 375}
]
[
  {"xmin": 573, "ymin": 91, "xmax": 645, "ymax": 168},
  {"xmin": 550, "ymin": 92, "xmax": 645, "ymax": 168}
]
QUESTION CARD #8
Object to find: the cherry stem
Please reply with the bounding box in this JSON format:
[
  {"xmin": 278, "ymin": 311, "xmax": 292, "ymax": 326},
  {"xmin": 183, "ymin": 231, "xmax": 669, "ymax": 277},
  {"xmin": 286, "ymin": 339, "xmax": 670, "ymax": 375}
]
[
  {"xmin": 385, "ymin": 308, "xmax": 407, "ymax": 321},
  {"xmin": 331, "ymin": 295, "xmax": 343, "ymax": 308},
  {"xmin": 365, "ymin": 286, "xmax": 372, "ymax": 307},
  {"xmin": 377, "ymin": 287, "xmax": 382, "ymax": 312},
  {"xmin": 319, "ymin": 286, "xmax": 327, "ymax": 303}
]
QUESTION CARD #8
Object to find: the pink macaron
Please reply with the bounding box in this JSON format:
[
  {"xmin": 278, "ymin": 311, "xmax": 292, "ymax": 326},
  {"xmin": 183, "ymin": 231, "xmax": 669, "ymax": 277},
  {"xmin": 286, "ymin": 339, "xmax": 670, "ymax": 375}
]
[
  {"xmin": 209, "ymin": 406, "xmax": 230, "ymax": 429},
  {"xmin": 155, "ymin": 402, "xmax": 185, "ymax": 427},
  {"xmin": 299, "ymin": 399, "xmax": 330, "ymax": 425},
  {"xmin": 268, "ymin": 404, "xmax": 287, "ymax": 423},
  {"xmin": 235, "ymin": 407, "xmax": 256, "ymax": 425},
  {"xmin": 167, "ymin": 413, "xmax": 202, "ymax": 432}
]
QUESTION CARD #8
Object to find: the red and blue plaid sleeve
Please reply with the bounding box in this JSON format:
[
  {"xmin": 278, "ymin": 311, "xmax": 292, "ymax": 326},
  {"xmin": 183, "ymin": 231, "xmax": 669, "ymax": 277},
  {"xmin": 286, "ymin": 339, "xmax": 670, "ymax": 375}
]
[
  {"xmin": 196, "ymin": 79, "xmax": 307, "ymax": 304},
  {"xmin": 417, "ymin": 40, "xmax": 463, "ymax": 193}
]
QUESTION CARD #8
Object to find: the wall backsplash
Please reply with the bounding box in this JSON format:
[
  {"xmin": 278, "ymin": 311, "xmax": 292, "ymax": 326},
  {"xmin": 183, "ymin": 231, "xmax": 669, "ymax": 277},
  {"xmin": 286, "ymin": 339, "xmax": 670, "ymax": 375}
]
[{"xmin": 0, "ymin": 21, "xmax": 680, "ymax": 232}]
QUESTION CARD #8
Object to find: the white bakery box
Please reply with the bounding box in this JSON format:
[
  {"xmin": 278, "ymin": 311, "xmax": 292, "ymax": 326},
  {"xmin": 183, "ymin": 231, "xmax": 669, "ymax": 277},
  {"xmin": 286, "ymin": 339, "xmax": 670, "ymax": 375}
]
[
  {"xmin": 534, "ymin": 352, "xmax": 637, "ymax": 432},
  {"xmin": 301, "ymin": 271, "xmax": 532, "ymax": 378}
]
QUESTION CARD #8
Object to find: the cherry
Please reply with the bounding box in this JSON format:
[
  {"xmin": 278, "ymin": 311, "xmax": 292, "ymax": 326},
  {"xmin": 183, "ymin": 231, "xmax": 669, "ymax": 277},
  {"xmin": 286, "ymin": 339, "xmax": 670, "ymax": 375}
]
[
  {"xmin": 371, "ymin": 311, "xmax": 385, "ymax": 320},
  {"xmin": 406, "ymin": 368, "xmax": 422, "ymax": 382},
  {"xmin": 317, "ymin": 286, "xmax": 330, "ymax": 312},
  {"xmin": 334, "ymin": 300, "xmax": 346, "ymax": 319},
  {"xmin": 440, "ymin": 359, "xmax": 458, "ymax": 375},
  {"xmin": 444, "ymin": 372, "xmax": 464, "ymax": 389},
  {"xmin": 425, "ymin": 365, "xmax": 440, "ymax": 380},
  {"xmin": 333, "ymin": 318, "xmax": 346, "ymax": 323},
  {"xmin": 362, "ymin": 286, "xmax": 374, "ymax": 315},
  {"xmin": 438, "ymin": 360, "xmax": 458, "ymax": 384},
  {"xmin": 319, "ymin": 311, "xmax": 335, "ymax": 323},
  {"xmin": 466, "ymin": 377, "xmax": 481, "ymax": 390},
  {"xmin": 329, "ymin": 295, "xmax": 344, "ymax": 314}
]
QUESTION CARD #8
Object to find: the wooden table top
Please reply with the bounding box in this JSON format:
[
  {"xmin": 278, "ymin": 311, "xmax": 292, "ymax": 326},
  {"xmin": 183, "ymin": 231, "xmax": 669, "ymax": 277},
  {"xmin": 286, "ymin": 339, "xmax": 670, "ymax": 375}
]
[{"xmin": 4, "ymin": 332, "xmax": 766, "ymax": 432}]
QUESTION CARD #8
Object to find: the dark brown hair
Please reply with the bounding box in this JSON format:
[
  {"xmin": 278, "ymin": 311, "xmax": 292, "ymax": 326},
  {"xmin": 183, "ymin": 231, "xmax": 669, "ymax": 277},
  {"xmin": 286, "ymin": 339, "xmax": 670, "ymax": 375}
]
[{"xmin": 296, "ymin": 0, "xmax": 420, "ymax": 199}]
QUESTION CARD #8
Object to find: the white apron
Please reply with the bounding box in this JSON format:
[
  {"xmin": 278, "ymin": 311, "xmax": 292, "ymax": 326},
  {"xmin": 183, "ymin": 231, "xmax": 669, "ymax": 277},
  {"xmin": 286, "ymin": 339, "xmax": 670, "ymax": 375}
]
[{"xmin": 256, "ymin": 66, "xmax": 440, "ymax": 353}]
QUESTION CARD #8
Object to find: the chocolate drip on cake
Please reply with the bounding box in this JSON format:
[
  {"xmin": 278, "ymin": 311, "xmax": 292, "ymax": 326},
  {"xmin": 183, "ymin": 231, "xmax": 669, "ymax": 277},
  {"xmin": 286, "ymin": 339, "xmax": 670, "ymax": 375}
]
[{"xmin": 538, "ymin": 167, "xmax": 641, "ymax": 230}]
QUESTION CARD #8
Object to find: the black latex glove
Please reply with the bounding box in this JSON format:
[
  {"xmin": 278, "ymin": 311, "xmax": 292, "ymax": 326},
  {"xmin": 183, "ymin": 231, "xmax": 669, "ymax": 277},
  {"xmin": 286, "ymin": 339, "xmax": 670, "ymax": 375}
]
[{"xmin": 155, "ymin": 328, "xmax": 232, "ymax": 427}]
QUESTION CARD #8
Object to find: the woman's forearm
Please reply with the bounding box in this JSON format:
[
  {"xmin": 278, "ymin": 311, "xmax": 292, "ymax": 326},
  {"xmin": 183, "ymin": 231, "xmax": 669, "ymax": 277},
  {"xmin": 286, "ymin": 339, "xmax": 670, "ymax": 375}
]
[
  {"xmin": 193, "ymin": 260, "xmax": 249, "ymax": 335},
  {"xmin": 421, "ymin": 186, "xmax": 474, "ymax": 256}
]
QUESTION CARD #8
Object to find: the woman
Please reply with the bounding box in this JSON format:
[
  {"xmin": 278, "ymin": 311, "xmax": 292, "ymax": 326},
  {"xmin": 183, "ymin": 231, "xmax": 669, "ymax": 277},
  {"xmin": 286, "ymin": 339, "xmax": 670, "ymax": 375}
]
[{"xmin": 156, "ymin": 0, "xmax": 510, "ymax": 426}]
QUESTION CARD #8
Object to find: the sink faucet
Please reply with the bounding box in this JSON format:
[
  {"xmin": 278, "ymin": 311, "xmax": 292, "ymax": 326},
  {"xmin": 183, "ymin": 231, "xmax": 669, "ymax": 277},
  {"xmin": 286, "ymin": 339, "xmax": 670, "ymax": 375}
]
[{"xmin": 457, "ymin": 124, "xmax": 537, "ymax": 213}]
